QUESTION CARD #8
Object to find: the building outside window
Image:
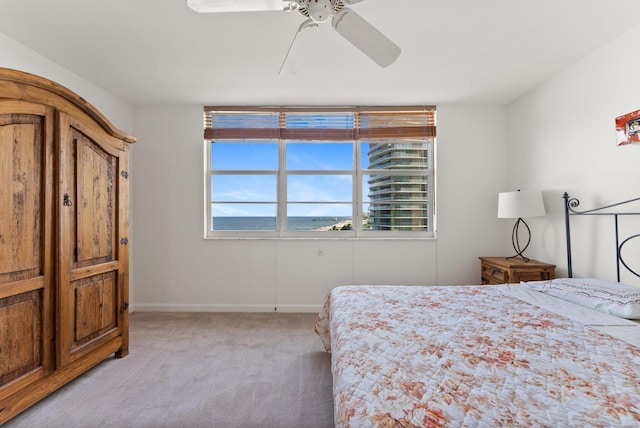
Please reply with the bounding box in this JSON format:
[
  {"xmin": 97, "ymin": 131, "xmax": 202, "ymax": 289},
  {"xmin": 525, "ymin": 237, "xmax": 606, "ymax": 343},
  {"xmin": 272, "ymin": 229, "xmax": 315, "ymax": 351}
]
[
  {"xmin": 203, "ymin": 107, "xmax": 436, "ymax": 238},
  {"xmin": 367, "ymin": 142, "xmax": 430, "ymax": 231}
]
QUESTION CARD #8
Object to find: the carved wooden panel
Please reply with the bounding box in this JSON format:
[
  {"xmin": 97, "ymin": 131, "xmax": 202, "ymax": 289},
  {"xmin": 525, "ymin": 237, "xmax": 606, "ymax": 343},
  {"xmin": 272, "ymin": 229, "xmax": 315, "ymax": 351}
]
[
  {"xmin": 71, "ymin": 129, "xmax": 116, "ymax": 269},
  {"xmin": 0, "ymin": 114, "xmax": 43, "ymax": 284},
  {"xmin": 0, "ymin": 291, "xmax": 42, "ymax": 386},
  {"xmin": 73, "ymin": 272, "xmax": 116, "ymax": 347}
]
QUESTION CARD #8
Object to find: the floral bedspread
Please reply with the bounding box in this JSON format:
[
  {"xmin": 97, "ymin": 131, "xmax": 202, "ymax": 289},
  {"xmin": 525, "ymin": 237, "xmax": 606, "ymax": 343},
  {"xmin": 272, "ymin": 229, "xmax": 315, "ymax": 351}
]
[{"xmin": 314, "ymin": 285, "xmax": 640, "ymax": 427}]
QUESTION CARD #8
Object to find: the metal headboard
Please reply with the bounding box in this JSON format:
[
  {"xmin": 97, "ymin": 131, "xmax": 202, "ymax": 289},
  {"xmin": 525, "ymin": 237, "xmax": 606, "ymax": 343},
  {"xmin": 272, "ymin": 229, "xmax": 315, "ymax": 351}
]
[{"xmin": 563, "ymin": 192, "xmax": 640, "ymax": 281}]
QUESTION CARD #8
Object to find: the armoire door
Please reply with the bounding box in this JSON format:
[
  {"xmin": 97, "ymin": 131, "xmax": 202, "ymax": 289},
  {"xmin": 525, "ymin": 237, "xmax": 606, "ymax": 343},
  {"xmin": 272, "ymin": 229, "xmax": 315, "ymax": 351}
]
[
  {"xmin": 57, "ymin": 111, "xmax": 129, "ymax": 367},
  {"xmin": 0, "ymin": 101, "xmax": 55, "ymax": 396}
]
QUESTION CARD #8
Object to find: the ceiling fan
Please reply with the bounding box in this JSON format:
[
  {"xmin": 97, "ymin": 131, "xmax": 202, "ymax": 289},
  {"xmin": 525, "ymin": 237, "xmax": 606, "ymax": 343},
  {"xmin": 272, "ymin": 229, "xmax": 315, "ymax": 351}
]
[{"xmin": 187, "ymin": 0, "xmax": 401, "ymax": 74}]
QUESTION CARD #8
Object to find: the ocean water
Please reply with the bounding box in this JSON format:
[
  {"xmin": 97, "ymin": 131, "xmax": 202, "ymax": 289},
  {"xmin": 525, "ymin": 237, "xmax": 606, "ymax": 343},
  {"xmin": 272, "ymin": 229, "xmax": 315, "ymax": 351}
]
[{"xmin": 213, "ymin": 216, "xmax": 352, "ymax": 231}]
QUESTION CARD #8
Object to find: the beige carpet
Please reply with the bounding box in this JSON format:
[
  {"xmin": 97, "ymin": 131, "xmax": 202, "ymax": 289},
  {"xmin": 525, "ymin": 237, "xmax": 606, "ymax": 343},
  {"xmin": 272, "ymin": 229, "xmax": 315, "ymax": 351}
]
[{"xmin": 5, "ymin": 312, "xmax": 334, "ymax": 428}]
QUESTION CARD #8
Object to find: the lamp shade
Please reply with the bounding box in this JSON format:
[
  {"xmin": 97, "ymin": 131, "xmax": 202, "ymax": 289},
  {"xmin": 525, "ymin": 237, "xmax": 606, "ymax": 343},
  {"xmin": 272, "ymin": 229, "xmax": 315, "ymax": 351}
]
[{"xmin": 497, "ymin": 190, "xmax": 546, "ymax": 219}]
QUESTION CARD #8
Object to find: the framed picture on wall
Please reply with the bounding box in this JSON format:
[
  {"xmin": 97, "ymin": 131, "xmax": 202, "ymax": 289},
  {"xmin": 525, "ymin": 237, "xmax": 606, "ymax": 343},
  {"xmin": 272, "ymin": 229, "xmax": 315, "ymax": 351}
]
[{"xmin": 616, "ymin": 109, "xmax": 640, "ymax": 145}]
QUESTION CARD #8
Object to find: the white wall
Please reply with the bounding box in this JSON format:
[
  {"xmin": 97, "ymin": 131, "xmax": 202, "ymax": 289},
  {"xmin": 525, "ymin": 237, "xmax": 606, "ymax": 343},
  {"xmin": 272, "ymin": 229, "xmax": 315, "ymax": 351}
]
[
  {"xmin": 507, "ymin": 25, "xmax": 640, "ymax": 285},
  {"xmin": 0, "ymin": 33, "xmax": 134, "ymax": 133},
  {"xmin": 1, "ymin": 31, "xmax": 510, "ymax": 313},
  {"xmin": 436, "ymin": 105, "xmax": 509, "ymax": 285},
  {"xmin": 131, "ymin": 105, "xmax": 508, "ymax": 312}
]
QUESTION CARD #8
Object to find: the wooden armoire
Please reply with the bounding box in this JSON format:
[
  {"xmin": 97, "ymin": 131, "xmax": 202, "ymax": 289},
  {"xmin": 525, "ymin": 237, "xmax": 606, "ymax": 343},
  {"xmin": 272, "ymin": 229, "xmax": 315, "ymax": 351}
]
[{"xmin": 0, "ymin": 68, "xmax": 134, "ymax": 423}]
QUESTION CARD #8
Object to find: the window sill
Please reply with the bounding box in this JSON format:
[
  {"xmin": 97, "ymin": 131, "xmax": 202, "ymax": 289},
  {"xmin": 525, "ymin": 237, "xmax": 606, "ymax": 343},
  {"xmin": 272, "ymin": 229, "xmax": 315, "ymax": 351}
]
[{"xmin": 204, "ymin": 233, "xmax": 437, "ymax": 241}]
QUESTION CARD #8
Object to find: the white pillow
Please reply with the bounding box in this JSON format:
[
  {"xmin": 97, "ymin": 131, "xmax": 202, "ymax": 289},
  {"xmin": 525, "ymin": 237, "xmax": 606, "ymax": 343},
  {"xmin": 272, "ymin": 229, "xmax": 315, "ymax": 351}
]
[{"xmin": 521, "ymin": 278, "xmax": 640, "ymax": 319}]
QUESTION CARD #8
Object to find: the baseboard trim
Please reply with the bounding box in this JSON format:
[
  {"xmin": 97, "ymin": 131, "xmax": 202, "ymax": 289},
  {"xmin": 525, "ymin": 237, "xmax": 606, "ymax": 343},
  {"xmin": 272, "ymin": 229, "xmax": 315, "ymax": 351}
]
[
  {"xmin": 275, "ymin": 304, "xmax": 323, "ymax": 313},
  {"xmin": 130, "ymin": 303, "xmax": 322, "ymax": 313}
]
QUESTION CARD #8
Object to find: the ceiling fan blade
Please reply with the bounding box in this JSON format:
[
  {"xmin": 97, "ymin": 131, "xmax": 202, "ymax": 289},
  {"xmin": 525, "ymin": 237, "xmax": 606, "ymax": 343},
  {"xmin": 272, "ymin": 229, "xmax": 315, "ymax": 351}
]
[
  {"xmin": 332, "ymin": 8, "xmax": 401, "ymax": 68},
  {"xmin": 187, "ymin": 0, "xmax": 295, "ymax": 13},
  {"xmin": 279, "ymin": 19, "xmax": 318, "ymax": 75}
]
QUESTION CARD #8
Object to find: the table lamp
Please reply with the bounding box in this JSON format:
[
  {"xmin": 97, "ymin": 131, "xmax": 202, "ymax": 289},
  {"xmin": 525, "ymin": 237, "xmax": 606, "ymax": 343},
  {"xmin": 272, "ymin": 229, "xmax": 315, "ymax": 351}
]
[{"xmin": 498, "ymin": 190, "xmax": 546, "ymax": 262}]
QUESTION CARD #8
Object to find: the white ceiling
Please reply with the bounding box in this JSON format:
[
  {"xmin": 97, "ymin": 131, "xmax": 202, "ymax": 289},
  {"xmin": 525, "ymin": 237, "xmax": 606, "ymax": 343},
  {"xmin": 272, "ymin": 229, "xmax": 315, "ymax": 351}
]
[{"xmin": 1, "ymin": 0, "xmax": 638, "ymax": 107}]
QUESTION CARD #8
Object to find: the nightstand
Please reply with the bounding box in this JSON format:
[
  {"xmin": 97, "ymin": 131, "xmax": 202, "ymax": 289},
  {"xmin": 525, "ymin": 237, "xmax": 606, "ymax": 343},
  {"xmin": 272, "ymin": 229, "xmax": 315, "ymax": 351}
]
[{"xmin": 479, "ymin": 257, "xmax": 555, "ymax": 285}]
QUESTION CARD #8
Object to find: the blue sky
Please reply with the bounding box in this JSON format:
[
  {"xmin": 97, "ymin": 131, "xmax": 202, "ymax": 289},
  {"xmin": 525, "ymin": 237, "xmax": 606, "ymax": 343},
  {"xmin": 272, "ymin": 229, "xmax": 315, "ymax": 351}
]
[{"xmin": 211, "ymin": 142, "xmax": 370, "ymax": 217}]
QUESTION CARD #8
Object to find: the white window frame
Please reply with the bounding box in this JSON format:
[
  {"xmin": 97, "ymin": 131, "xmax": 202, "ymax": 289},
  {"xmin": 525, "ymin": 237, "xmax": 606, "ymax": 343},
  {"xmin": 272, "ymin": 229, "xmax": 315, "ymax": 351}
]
[{"xmin": 203, "ymin": 108, "xmax": 436, "ymax": 239}]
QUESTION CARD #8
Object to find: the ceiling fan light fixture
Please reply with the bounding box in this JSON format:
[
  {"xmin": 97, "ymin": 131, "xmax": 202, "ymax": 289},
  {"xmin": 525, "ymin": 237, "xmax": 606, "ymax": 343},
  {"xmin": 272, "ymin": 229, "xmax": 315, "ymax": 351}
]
[{"xmin": 308, "ymin": 0, "xmax": 334, "ymax": 23}]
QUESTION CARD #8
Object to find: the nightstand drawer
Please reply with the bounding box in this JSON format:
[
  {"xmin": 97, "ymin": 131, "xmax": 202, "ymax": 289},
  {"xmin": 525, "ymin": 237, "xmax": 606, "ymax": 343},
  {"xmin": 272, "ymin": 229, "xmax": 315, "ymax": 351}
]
[
  {"xmin": 512, "ymin": 269, "xmax": 553, "ymax": 283},
  {"xmin": 482, "ymin": 264, "xmax": 507, "ymax": 282},
  {"xmin": 481, "ymin": 276, "xmax": 504, "ymax": 285}
]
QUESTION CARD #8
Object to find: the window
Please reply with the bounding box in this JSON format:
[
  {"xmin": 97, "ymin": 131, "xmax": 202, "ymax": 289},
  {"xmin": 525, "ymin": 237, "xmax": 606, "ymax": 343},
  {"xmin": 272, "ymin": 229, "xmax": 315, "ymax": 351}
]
[{"xmin": 204, "ymin": 107, "xmax": 436, "ymax": 238}]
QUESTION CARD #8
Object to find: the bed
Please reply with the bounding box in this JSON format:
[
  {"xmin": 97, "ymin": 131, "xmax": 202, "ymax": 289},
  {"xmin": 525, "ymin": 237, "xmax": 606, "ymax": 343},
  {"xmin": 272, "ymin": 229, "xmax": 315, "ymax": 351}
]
[{"xmin": 314, "ymin": 193, "xmax": 640, "ymax": 427}]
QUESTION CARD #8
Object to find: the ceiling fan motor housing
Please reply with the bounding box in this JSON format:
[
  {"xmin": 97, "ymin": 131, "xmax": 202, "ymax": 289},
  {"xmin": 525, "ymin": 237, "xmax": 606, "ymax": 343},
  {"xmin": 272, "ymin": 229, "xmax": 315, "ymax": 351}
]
[{"xmin": 295, "ymin": 0, "xmax": 345, "ymax": 23}]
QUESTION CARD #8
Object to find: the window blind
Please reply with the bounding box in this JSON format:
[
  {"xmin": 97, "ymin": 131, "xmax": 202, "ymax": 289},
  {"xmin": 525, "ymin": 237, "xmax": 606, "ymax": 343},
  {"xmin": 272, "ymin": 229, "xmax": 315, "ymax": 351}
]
[{"xmin": 203, "ymin": 107, "xmax": 436, "ymax": 141}]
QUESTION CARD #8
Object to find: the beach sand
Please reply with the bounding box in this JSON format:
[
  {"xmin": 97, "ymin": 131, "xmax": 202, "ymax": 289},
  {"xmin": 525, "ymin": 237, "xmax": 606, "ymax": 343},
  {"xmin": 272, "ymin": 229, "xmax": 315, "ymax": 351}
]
[{"xmin": 314, "ymin": 220, "xmax": 353, "ymax": 231}]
